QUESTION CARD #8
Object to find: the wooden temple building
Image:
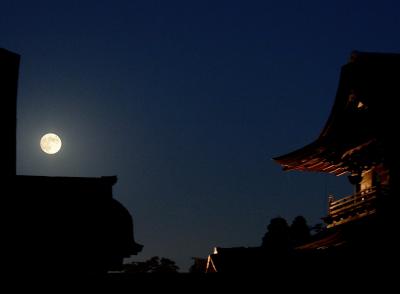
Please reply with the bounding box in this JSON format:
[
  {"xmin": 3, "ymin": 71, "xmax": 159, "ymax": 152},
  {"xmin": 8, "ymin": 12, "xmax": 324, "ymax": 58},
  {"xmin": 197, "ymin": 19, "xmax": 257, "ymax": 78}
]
[
  {"xmin": 273, "ymin": 51, "xmax": 400, "ymax": 276},
  {"xmin": 274, "ymin": 51, "xmax": 400, "ymax": 227},
  {"xmin": 203, "ymin": 52, "xmax": 400, "ymax": 289},
  {"xmin": 0, "ymin": 48, "xmax": 143, "ymax": 281}
]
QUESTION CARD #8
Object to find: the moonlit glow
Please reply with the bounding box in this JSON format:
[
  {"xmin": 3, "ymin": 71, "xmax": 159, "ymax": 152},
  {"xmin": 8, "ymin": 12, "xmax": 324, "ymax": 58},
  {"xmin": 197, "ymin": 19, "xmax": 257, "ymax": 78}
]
[{"xmin": 40, "ymin": 133, "xmax": 62, "ymax": 154}]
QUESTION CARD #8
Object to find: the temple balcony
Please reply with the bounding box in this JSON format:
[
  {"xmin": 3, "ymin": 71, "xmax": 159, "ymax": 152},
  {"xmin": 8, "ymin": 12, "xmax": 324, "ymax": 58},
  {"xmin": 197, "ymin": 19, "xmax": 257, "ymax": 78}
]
[{"xmin": 324, "ymin": 187, "xmax": 378, "ymax": 228}]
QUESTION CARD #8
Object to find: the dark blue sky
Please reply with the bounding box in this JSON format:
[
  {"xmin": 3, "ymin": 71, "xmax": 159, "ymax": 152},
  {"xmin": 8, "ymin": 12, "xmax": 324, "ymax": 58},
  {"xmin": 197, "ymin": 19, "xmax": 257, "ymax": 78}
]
[{"xmin": 2, "ymin": 0, "xmax": 400, "ymax": 271}]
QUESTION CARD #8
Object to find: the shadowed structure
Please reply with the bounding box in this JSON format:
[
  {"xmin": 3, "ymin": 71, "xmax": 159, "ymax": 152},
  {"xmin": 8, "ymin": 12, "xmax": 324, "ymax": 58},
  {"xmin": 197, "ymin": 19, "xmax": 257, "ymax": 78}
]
[
  {"xmin": 0, "ymin": 48, "xmax": 142, "ymax": 280},
  {"xmin": 202, "ymin": 52, "xmax": 400, "ymax": 292},
  {"xmin": 0, "ymin": 48, "xmax": 18, "ymax": 177},
  {"xmin": 274, "ymin": 51, "xmax": 400, "ymax": 227},
  {"xmin": 273, "ymin": 51, "xmax": 400, "ymax": 280}
]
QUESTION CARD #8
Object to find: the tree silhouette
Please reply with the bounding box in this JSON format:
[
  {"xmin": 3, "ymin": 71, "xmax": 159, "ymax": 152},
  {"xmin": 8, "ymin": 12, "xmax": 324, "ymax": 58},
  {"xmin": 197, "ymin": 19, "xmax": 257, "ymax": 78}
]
[
  {"xmin": 189, "ymin": 257, "xmax": 207, "ymax": 273},
  {"xmin": 310, "ymin": 223, "xmax": 324, "ymax": 235},
  {"xmin": 154, "ymin": 257, "xmax": 180, "ymax": 273},
  {"xmin": 261, "ymin": 217, "xmax": 290, "ymax": 253},
  {"xmin": 290, "ymin": 215, "xmax": 311, "ymax": 246},
  {"xmin": 122, "ymin": 256, "xmax": 179, "ymax": 273}
]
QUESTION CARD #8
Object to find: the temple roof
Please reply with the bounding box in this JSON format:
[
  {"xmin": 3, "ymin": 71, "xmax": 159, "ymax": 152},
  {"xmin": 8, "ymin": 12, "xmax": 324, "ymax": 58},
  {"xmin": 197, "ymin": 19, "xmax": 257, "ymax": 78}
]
[{"xmin": 273, "ymin": 51, "xmax": 400, "ymax": 175}]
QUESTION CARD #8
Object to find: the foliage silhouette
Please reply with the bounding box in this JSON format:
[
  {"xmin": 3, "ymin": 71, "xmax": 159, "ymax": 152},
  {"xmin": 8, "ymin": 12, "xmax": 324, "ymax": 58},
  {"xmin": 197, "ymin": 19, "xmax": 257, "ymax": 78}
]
[
  {"xmin": 310, "ymin": 222, "xmax": 324, "ymax": 235},
  {"xmin": 261, "ymin": 217, "xmax": 290, "ymax": 253},
  {"xmin": 122, "ymin": 256, "xmax": 179, "ymax": 273},
  {"xmin": 189, "ymin": 257, "xmax": 207, "ymax": 273},
  {"xmin": 290, "ymin": 215, "xmax": 311, "ymax": 246},
  {"xmin": 261, "ymin": 215, "xmax": 312, "ymax": 253}
]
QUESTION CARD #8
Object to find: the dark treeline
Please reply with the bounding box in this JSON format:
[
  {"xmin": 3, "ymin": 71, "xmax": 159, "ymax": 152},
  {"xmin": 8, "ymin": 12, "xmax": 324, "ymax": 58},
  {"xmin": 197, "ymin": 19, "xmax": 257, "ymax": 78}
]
[
  {"xmin": 122, "ymin": 256, "xmax": 179, "ymax": 273},
  {"xmin": 261, "ymin": 215, "xmax": 312, "ymax": 251}
]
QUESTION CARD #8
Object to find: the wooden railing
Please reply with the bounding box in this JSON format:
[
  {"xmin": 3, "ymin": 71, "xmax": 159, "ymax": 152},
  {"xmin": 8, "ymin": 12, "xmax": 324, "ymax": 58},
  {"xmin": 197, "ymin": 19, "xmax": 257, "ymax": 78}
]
[{"xmin": 328, "ymin": 187, "xmax": 377, "ymax": 221}]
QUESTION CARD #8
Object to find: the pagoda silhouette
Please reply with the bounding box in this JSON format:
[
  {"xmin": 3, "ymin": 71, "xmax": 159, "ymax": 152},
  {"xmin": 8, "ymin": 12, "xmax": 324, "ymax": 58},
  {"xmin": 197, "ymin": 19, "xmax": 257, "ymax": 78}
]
[{"xmin": 274, "ymin": 51, "xmax": 400, "ymax": 279}]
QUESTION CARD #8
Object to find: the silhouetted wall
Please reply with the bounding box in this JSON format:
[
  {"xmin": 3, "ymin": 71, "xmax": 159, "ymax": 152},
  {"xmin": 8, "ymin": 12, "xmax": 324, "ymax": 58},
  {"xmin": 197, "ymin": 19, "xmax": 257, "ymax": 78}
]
[
  {"xmin": 0, "ymin": 49, "xmax": 142, "ymax": 279},
  {"xmin": 0, "ymin": 48, "xmax": 19, "ymax": 177}
]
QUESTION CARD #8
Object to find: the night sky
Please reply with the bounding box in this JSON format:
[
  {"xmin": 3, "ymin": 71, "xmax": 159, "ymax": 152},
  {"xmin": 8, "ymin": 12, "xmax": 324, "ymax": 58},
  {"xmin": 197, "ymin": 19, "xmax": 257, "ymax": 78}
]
[{"xmin": 2, "ymin": 0, "xmax": 400, "ymax": 272}]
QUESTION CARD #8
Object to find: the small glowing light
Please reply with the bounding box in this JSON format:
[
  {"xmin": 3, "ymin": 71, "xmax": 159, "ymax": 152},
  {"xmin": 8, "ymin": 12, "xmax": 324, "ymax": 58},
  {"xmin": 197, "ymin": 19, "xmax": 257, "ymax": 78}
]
[{"xmin": 357, "ymin": 101, "xmax": 365, "ymax": 109}]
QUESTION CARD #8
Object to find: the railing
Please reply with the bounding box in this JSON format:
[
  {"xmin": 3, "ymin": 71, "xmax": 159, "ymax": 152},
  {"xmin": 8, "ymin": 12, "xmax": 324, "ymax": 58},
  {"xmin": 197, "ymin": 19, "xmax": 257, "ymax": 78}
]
[{"xmin": 327, "ymin": 187, "xmax": 377, "ymax": 221}]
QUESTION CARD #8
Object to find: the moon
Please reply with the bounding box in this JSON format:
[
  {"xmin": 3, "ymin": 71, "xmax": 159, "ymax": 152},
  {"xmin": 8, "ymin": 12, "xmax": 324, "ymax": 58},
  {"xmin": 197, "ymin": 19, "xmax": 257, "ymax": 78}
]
[{"xmin": 40, "ymin": 133, "xmax": 62, "ymax": 154}]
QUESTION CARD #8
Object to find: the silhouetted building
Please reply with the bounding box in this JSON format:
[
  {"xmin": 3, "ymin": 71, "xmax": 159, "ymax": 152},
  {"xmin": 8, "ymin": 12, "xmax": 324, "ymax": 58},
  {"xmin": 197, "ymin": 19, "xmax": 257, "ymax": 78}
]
[
  {"xmin": 273, "ymin": 51, "xmax": 400, "ymax": 275},
  {"xmin": 274, "ymin": 51, "xmax": 400, "ymax": 227},
  {"xmin": 0, "ymin": 48, "xmax": 142, "ymax": 278},
  {"xmin": 0, "ymin": 48, "xmax": 18, "ymax": 177}
]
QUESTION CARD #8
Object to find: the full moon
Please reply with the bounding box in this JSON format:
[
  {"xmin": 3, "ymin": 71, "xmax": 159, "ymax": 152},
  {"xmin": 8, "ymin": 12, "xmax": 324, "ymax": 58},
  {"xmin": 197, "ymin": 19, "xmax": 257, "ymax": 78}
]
[{"xmin": 40, "ymin": 133, "xmax": 62, "ymax": 154}]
